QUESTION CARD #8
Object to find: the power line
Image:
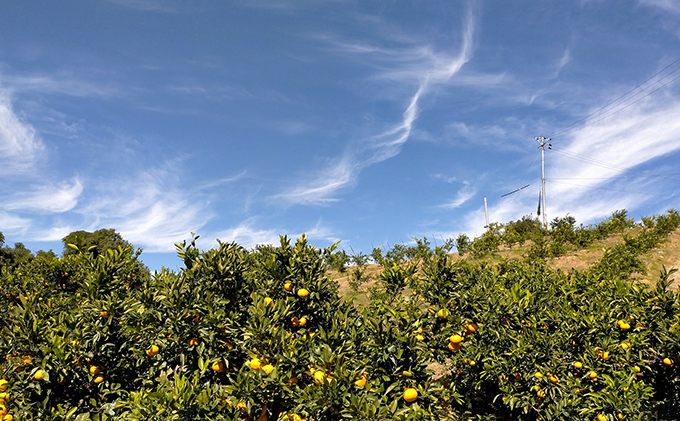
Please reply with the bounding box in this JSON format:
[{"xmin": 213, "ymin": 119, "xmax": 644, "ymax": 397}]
[
  {"xmin": 553, "ymin": 72, "xmax": 680, "ymax": 139},
  {"xmin": 552, "ymin": 56, "xmax": 680, "ymax": 138}
]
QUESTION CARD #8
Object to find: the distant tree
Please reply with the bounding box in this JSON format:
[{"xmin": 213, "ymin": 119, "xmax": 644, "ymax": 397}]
[
  {"xmin": 0, "ymin": 232, "xmax": 34, "ymax": 268},
  {"xmin": 62, "ymin": 228, "xmax": 133, "ymax": 257}
]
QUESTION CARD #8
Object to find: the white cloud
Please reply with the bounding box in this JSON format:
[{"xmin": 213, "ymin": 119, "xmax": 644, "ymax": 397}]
[
  {"xmin": 4, "ymin": 178, "xmax": 83, "ymax": 213},
  {"xmin": 438, "ymin": 182, "xmax": 477, "ymax": 209},
  {"xmin": 4, "ymin": 74, "xmax": 125, "ymax": 99},
  {"xmin": 76, "ymin": 168, "xmax": 214, "ymax": 253},
  {"xmin": 209, "ymin": 218, "xmax": 338, "ymax": 250},
  {"xmin": 277, "ymin": 8, "xmax": 476, "ymax": 205},
  {"xmin": 105, "ymin": 0, "xmax": 177, "ymax": 13},
  {"xmin": 638, "ymin": 0, "xmax": 680, "ymax": 13},
  {"xmin": 0, "ymin": 90, "xmax": 46, "ymax": 176},
  {"xmin": 553, "ymin": 48, "xmax": 571, "ymax": 78}
]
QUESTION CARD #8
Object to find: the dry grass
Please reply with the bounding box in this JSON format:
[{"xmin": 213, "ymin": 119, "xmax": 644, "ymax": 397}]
[{"xmin": 329, "ymin": 227, "xmax": 680, "ymax": 305}]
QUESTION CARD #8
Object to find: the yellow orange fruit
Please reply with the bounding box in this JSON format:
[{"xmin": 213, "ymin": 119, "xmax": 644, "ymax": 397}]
[
  {"xmin": 634, "ymin": 366, "xmax": 641, "ymax": 373},
  {"xmin": 250, "ymin": 358, "xmax": 262, "ymax": 370},
  {"xmin": 34, "ymin": 370, "xmax": 44, "ymax": 381},
  {"xmin": 237, "ymin": 401, "xmax": 247, "ymax": 412},
  {"xmin": 403, "ymin": 387, "xmax": 418, "ymax": 402},
  {"xmin": 588, "ymin": 371, "xmax": 598, "ymax": 379},
  {"xmin": 355, "ymin": 375, "xmax": 367, "ymax": 388},
  {"xmin": 146, "ymin": 345, "xmax": 160, "ymax": 357},
  {"xmin": 264, "ymin": 297, "xmax": 273, "ymax": 306},
  {"xmin": 313, "ymin": 371, "xmax": 327, "ymax": 385},
  {"xmin": 93, "ymin": 375, "xmax": 104, "ymax": 384},
  {"xmin": 262, "ymin": 364, "xmax": 274, "ymax": 375},
  {"xmin": 284, "ymin": 282, "xmax": 293, "ymax": 291},
  {"xmin": 0, "ymin": 380, "xmax": 8, "ymax": 391},
  {"xmin": 212, "ymin": 361, "xmax": 225, "ymax": 372},
  {"xmin": 597, "ymin": 415, "xmax": 606, "ymax": 421},
  {"xmin": 465, "ymin": 322, "xmax": 478, "ymax": 333},
  {"xmin": 574, "ymin": 361, "xmax": 583, "ymax": 369},
  {"xmin": 298, "ymin": 317, "xmax": 307, "ymax": 327},
  {"xmin": 448, "ymin": 342, "xmax": 460, "ymax": 351},
  {"xmin": 664, "ymin": 358, "xmax": 673, "ymax": 366},
  {"xmin": 100, "ymin": 311, "xmax": 110, "ymax": 319},
  {"xmin": 297, "ymin": 288, "xmax": 309, "ymax": 298},
  {"xmin": 449, "ymin": 334, "xmax": 464, "ymax": 344},
  {"xmin": 89, "ymin": 365, "xmax": 101, "ymax": 375},
  {"xmin": 187, "ymin": 337, "xmax": 199, "ymax": 346},
  {"xmin": 437, "ymin": 309, "xmax": 449, "ymax": 319}
]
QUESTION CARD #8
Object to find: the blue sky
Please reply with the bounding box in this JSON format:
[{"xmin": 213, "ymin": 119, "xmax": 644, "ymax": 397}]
[{"xmin": 2, "ymin": 0, "xmax": 680, "ymax": 271}]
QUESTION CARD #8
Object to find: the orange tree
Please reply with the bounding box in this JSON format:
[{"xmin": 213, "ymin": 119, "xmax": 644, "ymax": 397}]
[{"xmin": 0, "ymin": 235, "xmax": 443, "ymax": 420}]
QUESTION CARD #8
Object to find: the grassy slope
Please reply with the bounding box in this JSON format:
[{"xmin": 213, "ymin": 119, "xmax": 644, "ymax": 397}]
[{"xmin": 330, "ymin": 227, "xmax": 680, "ymax": 303}]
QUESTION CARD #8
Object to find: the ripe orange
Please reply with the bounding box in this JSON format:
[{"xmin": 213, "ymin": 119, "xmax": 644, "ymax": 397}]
[
  {"xmin": 664, "ymin": 357, "xmax": 673, "ymax": 366},
  {"xmin": 146, "ymin": 345, "xmax": 160, "ymax": 357},
  {"xmin": 0, "ymin": 380, "xmax": 7, "ymax": 392},
  {"xmin": 469, "ymin": 360, "xmax": 476, "ymax": 367},
  {"xmin": 549, "ymin": 374, "xmax": 559, "ymax": 384},
  {"xmin": 284, "ymin": 282, "xmax": 293, "ymax": 291},
  {"xmin": 313, "ymin": 371, "xmax": 326, "ymax": 385},
  {"xmin": 250, "ymin": 358, "xmax": 262, "ymax": 370},
  {"xmin": 34, "ymin": 370, "xmax": 44, "ymax": 381},
  {"xmin": 464, "ymin": 322, "xmax": 478, "ymax": 333},
  {"xmin": 262, "ymin": 364, "xmax": 274, "ymax": 375},
  {"xmin": 415, "ymin": 334, "xmax": 425, "ymax": 341},
  {"xmin": 297, "ymin": 288, "xmax": 309, "ymax": 298},
  {"xmin": 573, "ymin": 361, "xmax": 583, "ymax": 369},
  {"xmin": 447, "ymin": 342, "xmax": 460, "ymax": 351},
  {"xmin": 237, "ymin": 401, "xmax": 247, "ymax": 412},
  {"xmin": 588, "ymin": 371, "xmax": 598, "ymax": 379},
  {"xmin": 437, "ymin": 309, "xmax": 449, "ymax": 319},
  {"xmin": 100, "ymin": 311, "xmax": 110, "ymax": 319},
  {"xmin": 403, "ymin": 387, "xmax": 418, "ymax": 402},
  {"xmin": 93, "ymin": 375, "xmax": 104, "ymax": 384},
  {"xmin": 212, "ymin": 361, "xmax": 225, "ymax": 372},
  {"xmin": 537, "ymin": 389, "xmax": 546, "ymax": 398},
  {"xmin": 449, "ymin": 334, "xmax": 464, "ymax": 344},
  {"xmin": 634, "ymin": 366, "xmax": 641, "ymax": 373},
  {"xmin": 4, "ymin": 414, "xmax": 14, "ymax": 421},
  {"xmin": 187, "ymin": 337, "xmax": 199, "ymax": 346},
  {"xmin": 264, "ymin": 297, "xmax": 273, "ymax": 306},
  {"xmin": 89, "ymin": 365, "xmax": 100, "ymax": 375},
  {"xmin": 298, "ymin": 316, "xmax": 308, "ymax": 327},
  {"xmin": 597, "ymin": 415, "xmax": 606, "ymax": 421},
  {"xmin": 355, "ymin": 374, "xmax": 367, "ymax": 388}
]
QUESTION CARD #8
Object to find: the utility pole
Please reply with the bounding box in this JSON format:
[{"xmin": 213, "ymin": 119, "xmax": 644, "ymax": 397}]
[
  {"xmin": 484, "ymin": 196, "xmax": 489, "ymax": 226},
  {"xmin": 535, "ymin": 137, "xmax": 552, "ymax": 228}
]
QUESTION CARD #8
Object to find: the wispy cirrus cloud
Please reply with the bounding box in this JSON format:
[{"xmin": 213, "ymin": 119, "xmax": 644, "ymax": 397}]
[
  {"xmin": 0, "ymin": 90, "xmax": 46, "ymax": 176},
  {"xmin": 3, "ymin": 73, "xmax": 127, "ymax": 99},
  {"xmin": 3, "ymin": 178, "xmax": 83, "ymax": 214},
  {"xmin": 437, "ymin": 182, "xmax": 477, "ymax": 210},
  {"xmin": 638, "ymin": 0, "xmax": 680, "ymax": 14},
  {"xmin": 105, "ymin": 0, "xmax": 177, "ymax": 13},
  {"xmin": 209, "ymin": 217, "xmax": 338, "ymax": 250},
  {"xmin": 277, "ymin": 7, "xmax": 476, "ymax": 205}
]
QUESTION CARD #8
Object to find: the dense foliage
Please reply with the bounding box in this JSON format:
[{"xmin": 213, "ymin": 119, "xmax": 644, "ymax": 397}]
[{"xmin": 1, "ymin": 210, "xmax": 680, "ymax": 420}]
